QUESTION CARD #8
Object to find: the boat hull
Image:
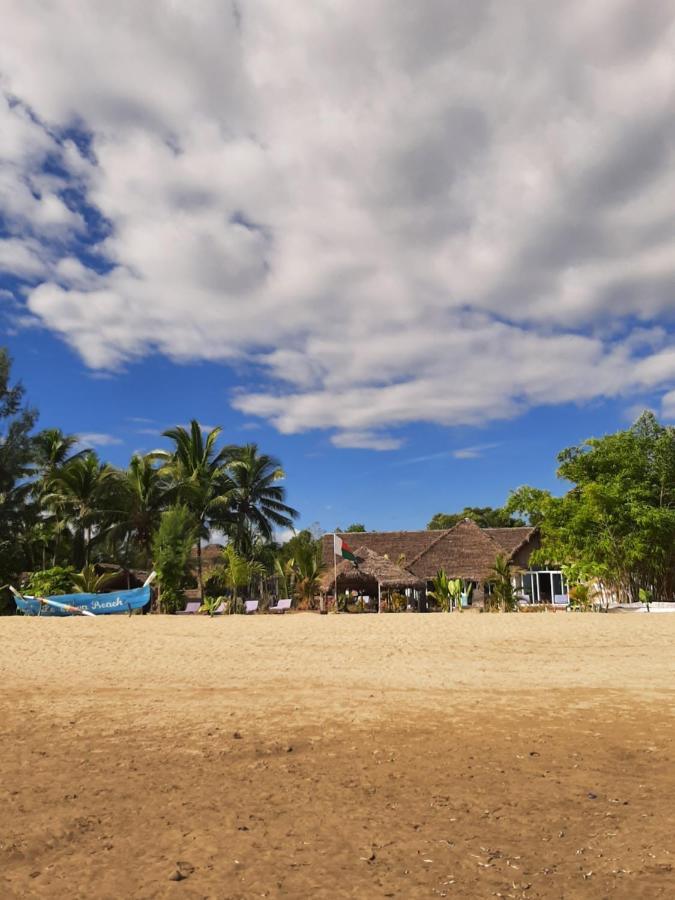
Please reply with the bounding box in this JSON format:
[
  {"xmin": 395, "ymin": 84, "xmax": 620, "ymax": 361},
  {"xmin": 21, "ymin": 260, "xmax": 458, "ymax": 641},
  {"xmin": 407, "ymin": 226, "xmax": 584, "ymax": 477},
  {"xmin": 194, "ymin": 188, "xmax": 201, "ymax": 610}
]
[{"xmin": 15, "ymin": 585, "xmax": 152, "ymax": 617}]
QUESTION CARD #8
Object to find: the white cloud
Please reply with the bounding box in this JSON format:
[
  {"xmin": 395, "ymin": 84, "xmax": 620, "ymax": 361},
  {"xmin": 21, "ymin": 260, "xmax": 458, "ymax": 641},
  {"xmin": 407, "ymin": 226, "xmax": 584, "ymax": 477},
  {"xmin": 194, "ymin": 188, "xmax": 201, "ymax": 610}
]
[
  {"xmin": 453, "ymin": 444, "xmax": 500, "ymax": 460},
  {"xmin": 77, "ymin": 432, "xmax": 123, "ymax": 448},
  {"xmin": 330, "ymin": 431, "xmax": 403, "ymax": 451},
  {"xmin": 662, "ymin": 390, "xmax": 675, "ymax": 421},
  {"xmin": 1, "ymin": 1, "xmax": 675, "ymax": 445},
  {"xmin": 274, "ymin": 527, "xmax": 296, "ymax": 545}
]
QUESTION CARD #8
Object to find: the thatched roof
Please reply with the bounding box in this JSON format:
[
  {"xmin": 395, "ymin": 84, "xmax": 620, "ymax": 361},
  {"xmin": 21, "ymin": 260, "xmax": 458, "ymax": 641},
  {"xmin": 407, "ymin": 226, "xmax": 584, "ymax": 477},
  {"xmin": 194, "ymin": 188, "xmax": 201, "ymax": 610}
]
[
  {"xmin": 321, "ymin": 546, "xmax": 425, "ymax": 593},
  {"xmin": 406, "ymin": 520, "xmax": 506, "ymax": 581},
  {"xmin": 484, "ymin": 527, "xmax": 537, "ymax": 555},
  {"xmin": 94, "ymin": 563, "xmax": 150, "ymax": 590},
  {"xmin": 321, "ymin": 521, "xmax": 538, "ymax": 583},
  {"xmin": 191, "ymin": 543, "xmax": 225, "ymax": 569},
  {"xmin": 321, "ymin": 531, "xmax": 439, "ymax": 570}
]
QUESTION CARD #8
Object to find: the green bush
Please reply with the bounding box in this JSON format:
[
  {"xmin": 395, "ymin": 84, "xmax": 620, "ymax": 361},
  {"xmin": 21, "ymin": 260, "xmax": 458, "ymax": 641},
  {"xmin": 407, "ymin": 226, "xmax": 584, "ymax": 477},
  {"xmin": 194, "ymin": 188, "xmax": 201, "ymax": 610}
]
[
  {"xmin": 153, "ymin": 505, "xmax": 196, "ymax": 613},
  {"xmin": 22, "ymin": 567, "xmax": 76, "ymax": 597}
]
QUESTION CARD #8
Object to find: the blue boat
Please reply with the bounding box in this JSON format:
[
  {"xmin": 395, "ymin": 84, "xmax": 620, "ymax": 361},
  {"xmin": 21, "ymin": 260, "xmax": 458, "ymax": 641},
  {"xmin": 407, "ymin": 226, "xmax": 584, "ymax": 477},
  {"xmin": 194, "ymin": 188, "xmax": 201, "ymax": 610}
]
[{"xmin": 11, "ymin": 574, "xmax": 155, "ymax": 617}]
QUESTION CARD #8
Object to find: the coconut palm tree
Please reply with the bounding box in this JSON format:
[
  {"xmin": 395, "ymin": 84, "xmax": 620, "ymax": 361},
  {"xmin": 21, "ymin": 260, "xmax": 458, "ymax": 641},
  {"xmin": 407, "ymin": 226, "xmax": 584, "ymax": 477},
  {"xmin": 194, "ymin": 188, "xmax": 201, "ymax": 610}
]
[
  {"xmin": 109, "ymin": 454, "xmax": 168, "ymax": 567},
  {"xmin": 43, "ymin": 452, "xmax": 117, "ymax": 567},
  {"xmin": 152, "ymin": 421, "xmax": 233, "ymax": 601},
  {"xmin": 226, "ymin": 444, "xmax": 298, "ymax": 553},
  {"xmin": 31, "ymin": 428, "xmax": 87, "ymax": 566},
  {"xmin": 33, "ymin": 428, "xmax": 86, "ymax": 476}
]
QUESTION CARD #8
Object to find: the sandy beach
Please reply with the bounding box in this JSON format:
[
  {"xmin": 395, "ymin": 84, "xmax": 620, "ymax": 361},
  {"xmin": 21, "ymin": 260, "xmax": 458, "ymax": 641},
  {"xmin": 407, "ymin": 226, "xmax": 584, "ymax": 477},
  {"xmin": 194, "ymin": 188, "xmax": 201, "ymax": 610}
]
[{"xmin": 1, "ymin": 614, "xmax": 674, "ymax": 899}]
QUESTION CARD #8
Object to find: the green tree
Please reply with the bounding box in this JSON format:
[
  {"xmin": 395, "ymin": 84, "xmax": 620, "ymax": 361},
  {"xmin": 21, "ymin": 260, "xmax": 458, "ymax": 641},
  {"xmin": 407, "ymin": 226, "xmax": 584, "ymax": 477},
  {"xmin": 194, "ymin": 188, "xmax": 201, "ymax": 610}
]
[
  {"xmin": 110, "ymin": 454, "xmax": 168, "ymax": 567},
  {"xmin": 0, "ymin": 349, "xmax": 37, "ymax": 610},
  {"xmin": 507, "ymin": 412, "xmax": 675, "ymax": 603},
  {"xmin": 276, "ymin": 529, "xmax": 317, "ymax": 566},
  {"xmin": 43, "ymin": 452, "xmax": 117, "ymax": 567},
  {"xmin": 153, "ymin": 421, "xmax": 232, "ymax": 602},
  {"xmin": 210, "ymin": 544, "xmax": 265, "ymax": 612},
  {"xmin": 152, "ymin": 505, "xmax": 196, "ymax": 613},
  {"xmin": 345, "ymin": 523, "xmax": 366, "ymax": 532},
  {"xmin": 30, "ymin": 427, "xmax": 85, "ymax": 567},
  {"xmin": 488, "ymin": 554, "xmax": 518, "ymax": 612},
  {"xmin": 273, "ymin": 556, "xmax": 296, "ymax": 600},
  {"xmin": 427, "ymin": 506, "xmax": 524, "ymax": 530},
  {"xmin": 505, "ymin": 486, "xmax": 553, "ymax": 527},
  {"xmin": 33, "ymin": 428, "xmax": 86, "ymax": 476},
  {"xmin": 225, "ymin": 443, "xmax": 298, "ymax": 553},
  {"xmin": 291, "ymin": 542, "xmax": 325, "ymax": 609}
]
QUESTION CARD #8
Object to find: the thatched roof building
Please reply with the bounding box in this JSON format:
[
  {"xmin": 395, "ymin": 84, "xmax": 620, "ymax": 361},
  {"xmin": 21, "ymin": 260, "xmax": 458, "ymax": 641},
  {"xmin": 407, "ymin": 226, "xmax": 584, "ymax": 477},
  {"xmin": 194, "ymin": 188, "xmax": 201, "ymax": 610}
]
[
  {"xmin": 321, "ymin": 520, "xmax": 539, "ymax": 584},
  {"xmin": 321, "ymin": 546, "xmax": 425, "ymax": 594}
]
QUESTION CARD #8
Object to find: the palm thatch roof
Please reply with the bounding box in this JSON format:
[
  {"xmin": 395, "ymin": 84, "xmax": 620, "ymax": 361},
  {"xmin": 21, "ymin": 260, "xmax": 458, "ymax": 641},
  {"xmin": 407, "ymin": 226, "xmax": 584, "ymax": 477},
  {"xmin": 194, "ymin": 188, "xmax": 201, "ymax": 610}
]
[
  {"xmin": 321, "ymin": 546, "xmax": 425, "ymax": 593},
  {"xmin": 483, "ymin": 527, "xmax": 537, "ymax": 555},
  {"xmin": 321, "ymin": 521, "xmax": 538, "ymax": 583},
  {"xmin": 191, "ymin": 543, "xmax": 225, "ymax": 570}
]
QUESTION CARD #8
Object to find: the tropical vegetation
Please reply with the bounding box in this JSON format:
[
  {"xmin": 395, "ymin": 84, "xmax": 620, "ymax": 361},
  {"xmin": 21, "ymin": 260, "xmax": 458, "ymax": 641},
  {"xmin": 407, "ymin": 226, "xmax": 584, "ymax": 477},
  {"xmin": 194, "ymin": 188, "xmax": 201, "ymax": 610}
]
[
  {"xmin": 507, "ymin": 412, "xmax": 675, "ymax": 604},
  {"xmin": 427, "ymin": 507, "xmax": 525, "ymax": 530},
  {"xmin": 0, "ymin": 348, "xmax": 301, "ymax": 614}
]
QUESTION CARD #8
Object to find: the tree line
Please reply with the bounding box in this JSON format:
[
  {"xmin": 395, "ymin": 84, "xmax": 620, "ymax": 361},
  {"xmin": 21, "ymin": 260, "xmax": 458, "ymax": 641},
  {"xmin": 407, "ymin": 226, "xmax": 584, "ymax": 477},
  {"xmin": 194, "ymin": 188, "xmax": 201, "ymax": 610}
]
[
  {"xmin": 429, "ymin": 412, "xmax": 675, "ymax": 604},
  {"xmin": 0, "ymin": 348, "xmax": 300, "ymax": 613}
]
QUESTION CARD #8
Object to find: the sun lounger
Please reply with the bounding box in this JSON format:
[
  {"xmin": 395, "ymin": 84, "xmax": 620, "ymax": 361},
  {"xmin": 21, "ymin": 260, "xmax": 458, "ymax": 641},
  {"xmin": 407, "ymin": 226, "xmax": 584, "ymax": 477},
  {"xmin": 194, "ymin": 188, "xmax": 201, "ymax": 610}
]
[
  {"xmin": 177, "ymin": 601, "xmax": 201, "ymax": 615},
  {"xmin": 245, "ymin": 600, "xmax": 259, "ymax": 614},
  {"xmin": 269, "ymin": 598, "xmax": 292, "ymax": 614}
]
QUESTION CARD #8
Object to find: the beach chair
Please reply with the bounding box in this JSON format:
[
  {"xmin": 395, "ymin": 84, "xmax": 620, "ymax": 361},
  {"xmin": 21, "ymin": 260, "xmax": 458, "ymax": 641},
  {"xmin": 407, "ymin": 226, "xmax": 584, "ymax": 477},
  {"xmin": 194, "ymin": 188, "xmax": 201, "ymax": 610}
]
[
  {"xmin": 245, "ymin": 600, "xmax": 259, "ymax": 614},
  {"xmin": 177, "ymin": 601, "xmax": 201, "ymax": 615},
  {"xmin": 269, "ymin": 598, "xmax": 292, "ymax": 614}
]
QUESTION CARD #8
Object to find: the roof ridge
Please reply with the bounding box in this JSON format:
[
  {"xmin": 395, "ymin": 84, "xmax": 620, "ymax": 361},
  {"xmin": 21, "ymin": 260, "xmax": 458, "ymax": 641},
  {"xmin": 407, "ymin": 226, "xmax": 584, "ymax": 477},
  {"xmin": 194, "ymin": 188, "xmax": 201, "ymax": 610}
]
[
  {"xmin": 505, "ymin": 525, "xmax": 538, "ymax": 558},
  {"xmin": 480, "ymin": 526, "xmax": 510, "ymax": 555},
  {"xmin": 407, "ymin": 526, "xmax": 454, "ymax": 567}
]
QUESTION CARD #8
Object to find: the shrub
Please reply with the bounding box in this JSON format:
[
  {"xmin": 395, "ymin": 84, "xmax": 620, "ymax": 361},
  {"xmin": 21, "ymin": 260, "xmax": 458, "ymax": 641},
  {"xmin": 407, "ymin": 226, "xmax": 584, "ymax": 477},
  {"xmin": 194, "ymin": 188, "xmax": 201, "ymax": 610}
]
[
  {"xmin": 153, "ymin": 505, "xmax": 196, "ymax": 613},
  {"xmin": 22, "ymin": 567, "xmax": 76, "ymax": 597}
]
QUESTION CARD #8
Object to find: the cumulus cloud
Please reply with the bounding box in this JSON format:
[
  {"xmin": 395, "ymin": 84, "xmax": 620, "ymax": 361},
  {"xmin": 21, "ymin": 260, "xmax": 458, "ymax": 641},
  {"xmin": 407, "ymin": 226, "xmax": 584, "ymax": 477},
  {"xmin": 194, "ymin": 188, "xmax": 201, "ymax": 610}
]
[{"xmin": 1, "ymin": 1, "xmax": 675, "ymax": 447}]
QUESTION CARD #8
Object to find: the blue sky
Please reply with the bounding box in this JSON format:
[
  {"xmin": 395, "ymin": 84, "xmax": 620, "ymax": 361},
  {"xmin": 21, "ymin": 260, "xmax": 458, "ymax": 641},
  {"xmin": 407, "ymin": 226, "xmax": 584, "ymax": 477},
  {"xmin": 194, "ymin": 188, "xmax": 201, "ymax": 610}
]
[
  {"xmin": 1, "ymin": 2, "xmax": 675, "ymax": 535},
  {"xmin": 3, "ymin": 317, "xmax": 657, "ymax": 533}
]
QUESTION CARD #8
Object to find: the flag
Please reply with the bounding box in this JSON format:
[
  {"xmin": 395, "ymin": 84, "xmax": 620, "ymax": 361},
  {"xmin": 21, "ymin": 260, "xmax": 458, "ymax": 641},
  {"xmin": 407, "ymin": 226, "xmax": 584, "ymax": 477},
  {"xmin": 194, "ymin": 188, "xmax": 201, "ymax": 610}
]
[{"xmin": 334, "ymin": 534, "xmax": 356, "ymax": 562}]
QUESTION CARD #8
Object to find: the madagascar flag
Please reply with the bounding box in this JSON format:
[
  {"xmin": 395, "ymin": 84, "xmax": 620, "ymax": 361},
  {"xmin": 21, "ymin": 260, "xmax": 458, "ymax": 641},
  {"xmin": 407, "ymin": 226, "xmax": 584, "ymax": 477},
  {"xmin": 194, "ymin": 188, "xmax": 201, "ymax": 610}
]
[{"xmin": 334, "ymin": 534, "xmax": 356, "ymax": 562}]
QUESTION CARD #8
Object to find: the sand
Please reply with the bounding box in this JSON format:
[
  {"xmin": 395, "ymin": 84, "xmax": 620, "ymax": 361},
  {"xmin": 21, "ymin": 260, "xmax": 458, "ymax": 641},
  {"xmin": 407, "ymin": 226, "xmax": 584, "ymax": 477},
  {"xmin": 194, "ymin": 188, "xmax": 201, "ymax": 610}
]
[{"xmin": 1, "ymin": 613, "xmax": 674, "ymax": 899}]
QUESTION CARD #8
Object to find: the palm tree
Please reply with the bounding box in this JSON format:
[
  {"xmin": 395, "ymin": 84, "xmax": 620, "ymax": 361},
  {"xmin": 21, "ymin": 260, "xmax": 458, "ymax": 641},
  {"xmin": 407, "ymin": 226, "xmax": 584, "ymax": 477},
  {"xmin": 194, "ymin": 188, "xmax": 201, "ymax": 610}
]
[
  {"xmin": 274, "ymin": 557, "xmax": 296, "ymax": 601},
  {"xmin": 217, "ymin": 544, "xmax": 265, "ymax": 612},
  {"xmin": 33, "ymin": 428, "xmax": 86, "ymax": 475},
  {"xmin": 110, "ymin": 454, "xmax": 168, "ymax": 567},
  {"xmin": 488, "ymin": 554, "xmax": 518, "ymax": 612},
  {"xmin": 152, "ymin": 421, "xmax": 233, "ymax": 601},
  {"xmin": 43, "ymin": 452, "xmax": 117, "ymax": 567},
  {"xmin": 226, "ymin": 444, "xmax": 298, "ymax": 553},
  {"xmin": 31, "ymin": 428, "xmax": 87, "ymax": 566},
  {"xmin": 291, "ymin": 544, "xmax": 325, "ymax": 609}
]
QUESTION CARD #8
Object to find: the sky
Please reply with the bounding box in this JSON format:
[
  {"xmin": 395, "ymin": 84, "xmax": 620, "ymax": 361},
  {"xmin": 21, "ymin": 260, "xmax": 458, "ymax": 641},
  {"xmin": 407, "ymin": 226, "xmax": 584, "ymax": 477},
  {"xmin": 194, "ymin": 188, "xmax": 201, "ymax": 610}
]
[{"xmin": 1, "ymin": 0, "xmax": 675, "ymax": 534}]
